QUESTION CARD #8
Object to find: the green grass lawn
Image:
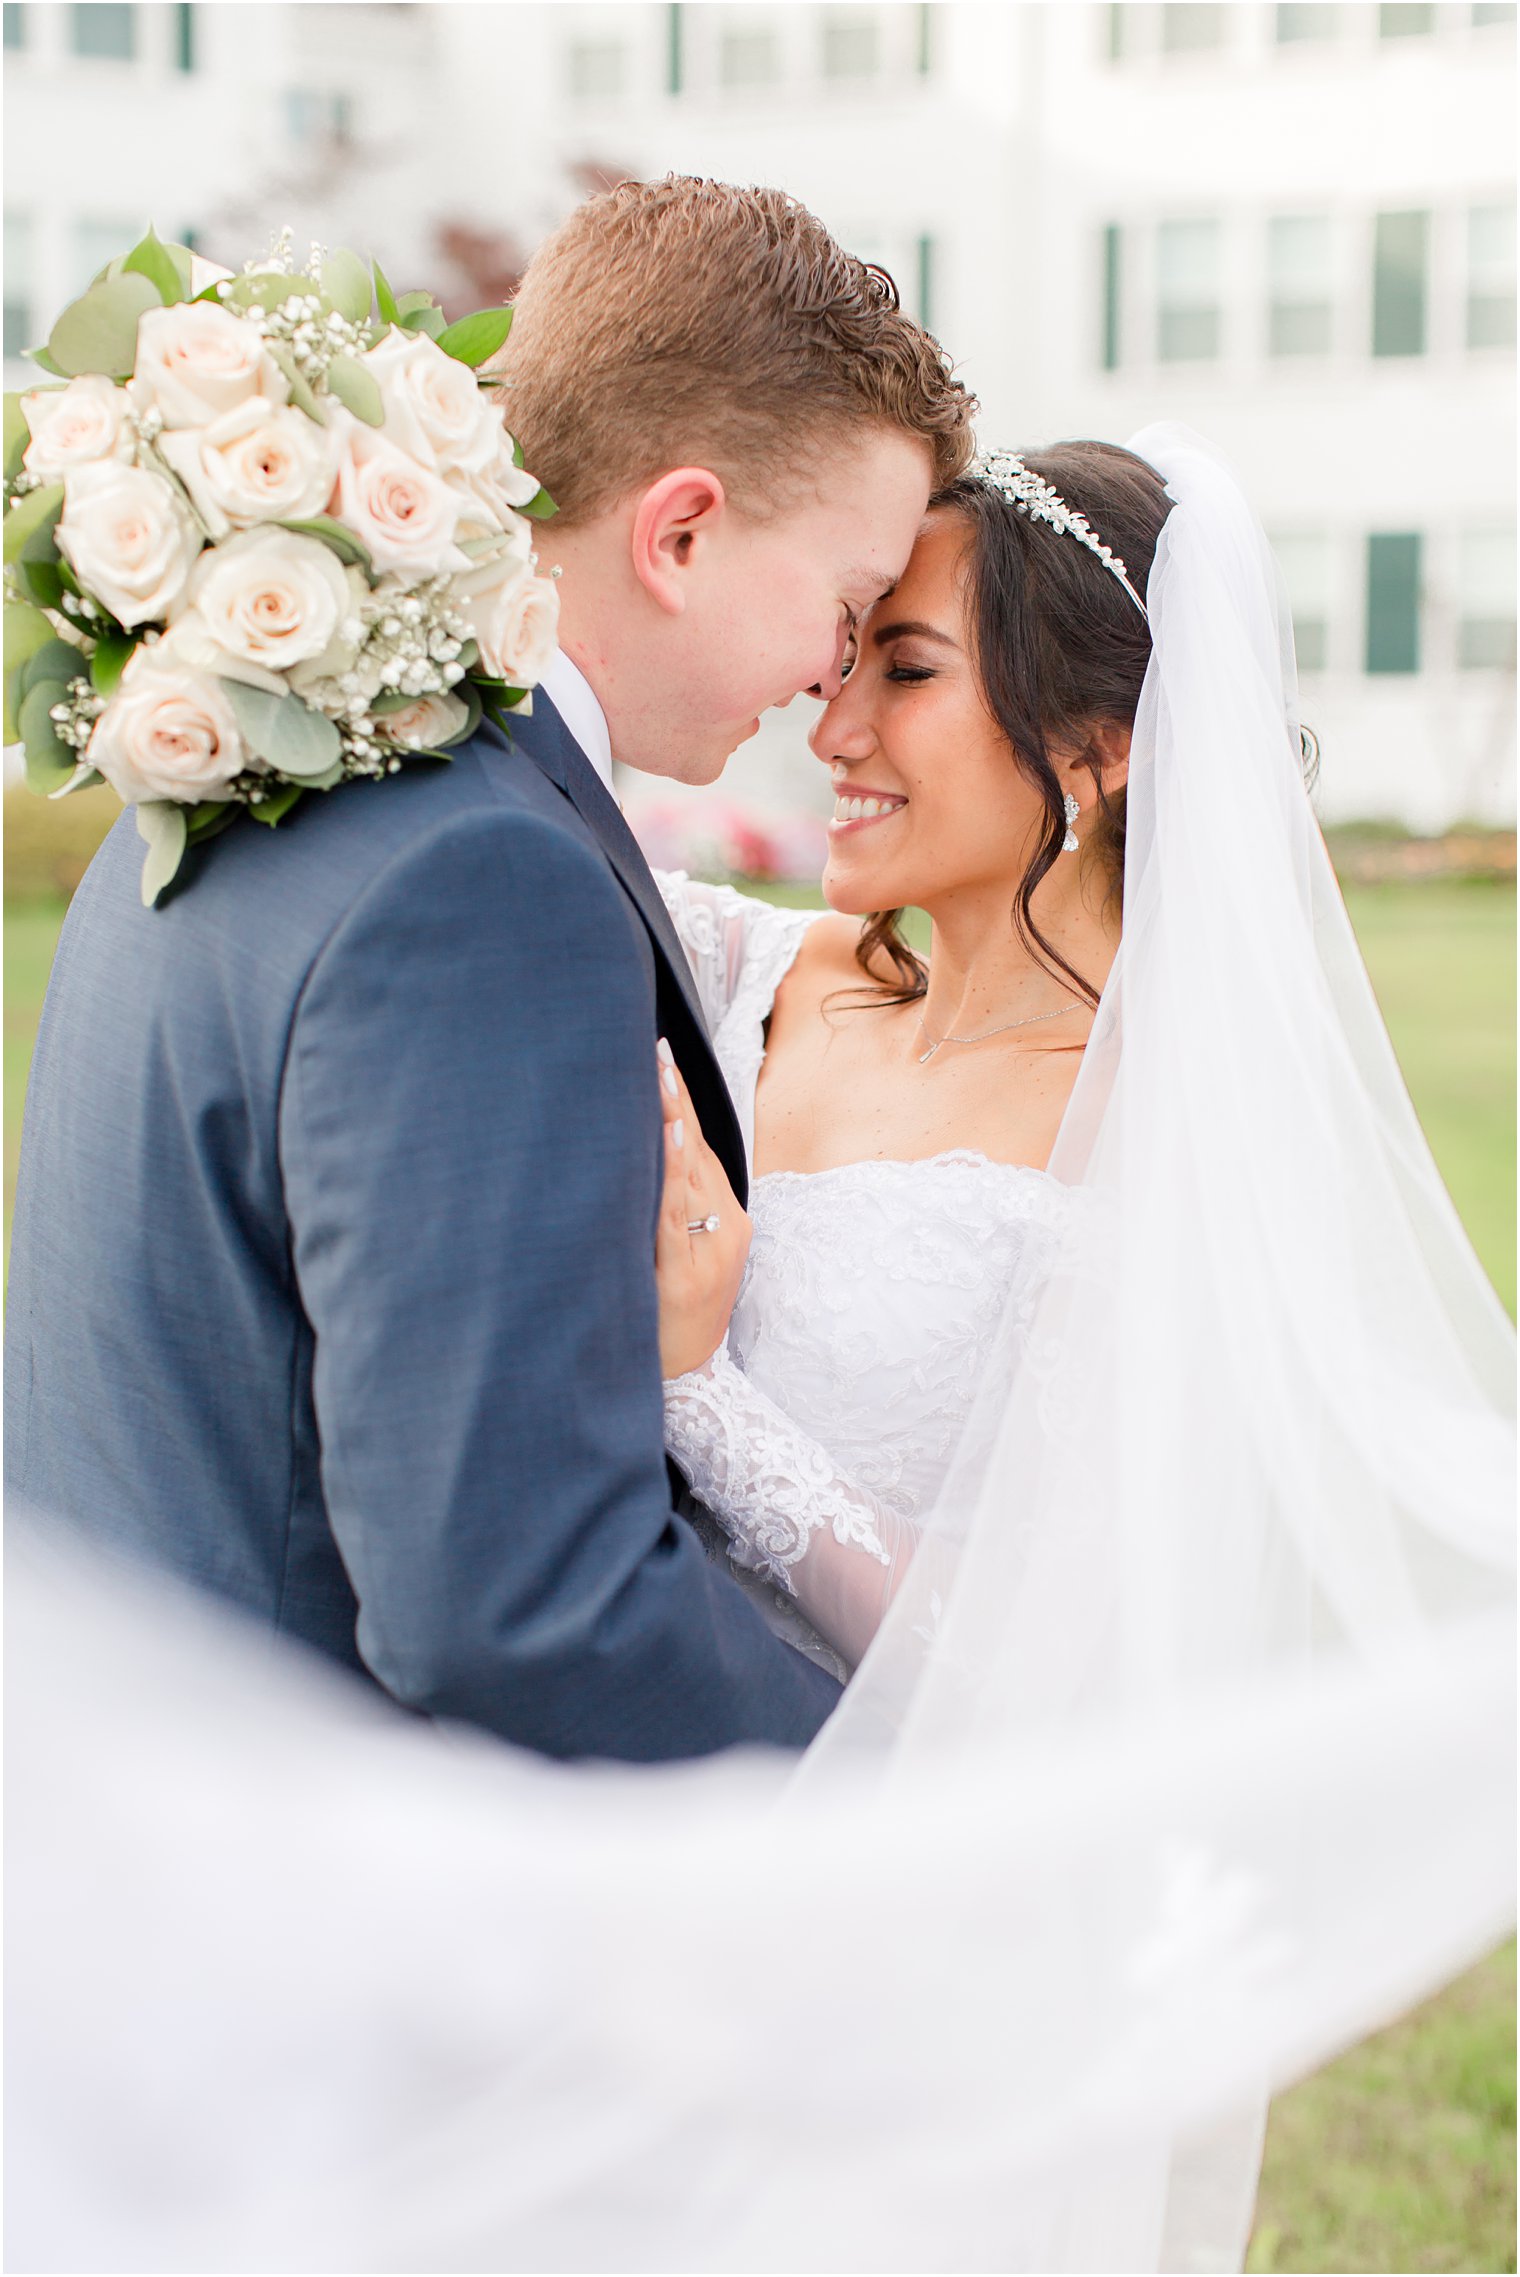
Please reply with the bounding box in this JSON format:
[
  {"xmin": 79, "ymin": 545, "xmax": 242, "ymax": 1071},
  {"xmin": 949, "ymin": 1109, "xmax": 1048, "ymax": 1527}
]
[{"xmin": 4, "ymin": 874, "xmax": 1515, "ymax": 2273}]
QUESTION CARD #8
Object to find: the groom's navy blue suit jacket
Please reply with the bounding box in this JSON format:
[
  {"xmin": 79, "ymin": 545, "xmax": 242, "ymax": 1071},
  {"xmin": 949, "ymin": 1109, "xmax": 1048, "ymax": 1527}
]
[{"xmin": 4, "ymin": 697, "xmax": 840, "ymax": 1758}]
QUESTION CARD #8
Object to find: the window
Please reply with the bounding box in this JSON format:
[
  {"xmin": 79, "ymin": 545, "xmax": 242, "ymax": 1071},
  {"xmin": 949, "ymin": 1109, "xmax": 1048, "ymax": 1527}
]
[
  {"xmin": 567, "ymin": 39, "xmax": 624, "ymax": 98},
  {"xmin": 915, "ymin": 234, "xmax": 934, "ymax": 332},
  {"xmin": 1377, "ymin": 2, "xmax": 1434, "ymax": 32},
  {"xmin": 3, "ymin": 6, "xmax": 25, "ymax": 50},
  {"xmin": 915, "ymin": 0, "xmax": 933, "ymax": 72},
  {"xmin": 70, "ymin": 2, "xmax": 134, "ymax": 57},
  {"xmin": 285, "ymin": 89, "xmax": 352, "ymax": 144},
  {"xmin": 718, "ymin": 25, "xmax": 779, "ymax": 86},
  {"xmin": 1365, "ymin": 534, "xmax": 1421, "ymax": 673},
  {"xmin": 1161, "ymin": 3, "xmax": 1225, "ymax": 50},
  {"xmin": 1157, "ymin": 218, "xmax": 1221, "ymax": 361},
  {"xmin": 667, "ymin": 0, "xmax": 684, "ymax": 93},
  {"xmin": 822, "ymin": 7, "xmax": 878, "ymax": 77},
  {"xmin": 4, "ymin": 213, "xmax": 32, "ymax": 365},
  {"xmin": 1106, "ymin": 2, "xmax": 1132, "ymax": 59},
  {"xmin": 173, "ymin": 1, "xmax": 194, "ymax": 71},
  {"xmin": 1457, "ymin": 533, "xmax": 1516, "ymax": 668},
  {"xmin": 1371, "ymin": 210, "xmax": 1428, "ymax": 356},
  {"xmin": 1101, "ymin": 224, "xmax": 1123, "ymax": 370},
  {"xmin": 1271, "ymin": 535, "xmax": 1332, "ymax": 672},
  {"xmin": 1471, "ymin": 2, "xmax": 1516, "ymax": 23},
  {"xmin": 1274, "ymin": 2, "xmax": 1339, "ymax": 36},
  {"xmin": 1268, "ymin": 215, "xmax": 1333, "ymax": 355},
  {"xmin": 1467, "ymin": 204, "xmax": 1516, "ymax": 349}
]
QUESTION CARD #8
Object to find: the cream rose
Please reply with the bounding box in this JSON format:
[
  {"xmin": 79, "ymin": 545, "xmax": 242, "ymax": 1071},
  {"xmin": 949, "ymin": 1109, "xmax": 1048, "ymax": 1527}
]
[
  {"xmin": 87, "ymin": 653, "xmax": 247, "ymax": 805},
  {"xmin": 449, "ymin": 436, "xmax": 542, "ymax": 543},
  {"xmin": 364, "ymin": 329, "xmax": 503, "ymax": 477},
  {"xmin": 21, "ymin": 375, "xmax": 134, "ymax": 483},
  {"xmin": 130, "ymin": 301, "xmax": 288, "ymax": 431},
  {"xmin": 169, "ymin": 527, "xmax": 350, "ymax": 678},
  {"xmin": 57, "ymin": 461, "xmax": 202, "ymax": 628},
  {"xmin": 455, "ymin": 550, "xmax": 559, "ymax": 686},
  {"xmin": 158, "ymin": 399, "xmax": 341, "ymax": 539},
  {"xmin": 378, "ymin": 690, "xmax": 472, "ymax": 750},
  {"xmin": 330, "ymin": 410, "xmax": 463, "ymax": 577}
]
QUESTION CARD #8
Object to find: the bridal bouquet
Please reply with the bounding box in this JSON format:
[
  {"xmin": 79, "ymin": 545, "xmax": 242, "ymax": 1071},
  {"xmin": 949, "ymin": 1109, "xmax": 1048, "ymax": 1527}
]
[{"xmin": 3, "ymin": 228, "xmax": 557, "ymax": 904}]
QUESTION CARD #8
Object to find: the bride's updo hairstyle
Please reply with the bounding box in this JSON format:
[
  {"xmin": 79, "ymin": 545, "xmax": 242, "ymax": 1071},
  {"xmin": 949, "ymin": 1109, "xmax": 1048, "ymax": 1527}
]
[{"xmin": 859, "ymin": 440, "xmax": 1171, "ymax": 1011}]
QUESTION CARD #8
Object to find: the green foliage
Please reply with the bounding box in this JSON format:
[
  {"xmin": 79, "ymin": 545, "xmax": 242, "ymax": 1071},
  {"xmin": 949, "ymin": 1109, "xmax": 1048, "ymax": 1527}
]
[
  {"xmin": 221, "ymin": 680, "xmax": 341, "ymax": 779},
  {"xmin": 46, "ymin": 271, "xmax": 160, "ymax": 379},
  {"xmin": 120, "ymin": 227, "xmax": 187, "ymax": 308},
  {"xmin": 4, "ymin": 392, "xmax": 33, "ymax": 481},
  {"xmin": 435, "ymin": 306, "xmax": 514, "ymax": 369},
  {"xmin": 274, "ymin": 516, "xmax": 373, "ymax": 574},
  {"xmin": 372, "ymin": 258, "xmax": 401, "ymax": 329},
  {"xmin": 24, "ymin": 346, "xmax": 66, "ymax": 378},
  {"xmin": 135, "ymin": 799, "xmax": 188, "ymax": 906},
  {"xmin": 17, "ymin": 679, "xmax": 79, "ymax": 792},
  {"xmin": 3, "ymin": 600, "xmax": 55, "ymax": 741},
  {"xmin": 320, "ymin": 250, "xmax": 373, "ymax": 326},
  {"xmin": 324, "ymin": 354, "xmax": 384, "ymax": 427},
  {"xmin": 89, "ymin": 632, "xmax": 136, "ymax": 696},
  {"xmin": 3, "ymin": 482, "xmax": 63, "ymax": 565},
  {"xmin": 246, "ymin": 782, "xmax": 306, "ymax": 828},
  {"xmin": 521, "ymin": 486, "xmax": 557, "ymax": 521},
  {"xmin": 265, "ymin": 344, "xmax": 323, "ymax": 422}
]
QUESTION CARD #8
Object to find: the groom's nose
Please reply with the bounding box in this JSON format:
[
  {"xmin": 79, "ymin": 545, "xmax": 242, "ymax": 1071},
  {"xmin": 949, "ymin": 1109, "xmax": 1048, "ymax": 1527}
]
[{"xmin": 805, "ymin": 617, "xmax": 854, "ymax": 704}]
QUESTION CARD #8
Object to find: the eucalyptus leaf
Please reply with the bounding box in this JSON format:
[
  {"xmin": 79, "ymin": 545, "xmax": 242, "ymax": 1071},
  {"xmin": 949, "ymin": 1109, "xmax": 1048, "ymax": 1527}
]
[
  {"xmin": 137, "ymin": 799, "xmax": 189, "ymax": 906},
  {"xmin": 222, "ymin": 680, "xmax": 341, "ymax": 779},
  {"xmin": 324, "ymin": 355, "xmax": 383, "ymax": 427},
  {"xmin": 266, "ymin": 345, "xmax": 323, "ymax": 423},
  {"xmin": 24, "ymin": 347, "xmax": 67, "ymax": 378},
  {"xmin": 17, "ymin": 558, "xmax": 66, "ymax": 611},
  {"xmin": 48, "ymin": 272, "xmax": 161, "ymax": 380},
  {"xmin": 321, "ymin": 249, "xmax": 373, "ymax": 326},
  {"xmin": 4, "ymin": 392, "xmax": 32, "ymax": 481},
  {"xmin": 247, "ymin": 782, "xmax": 306, "ymax": 828},
  {"xmin": 227, "ymin": 272, "xmax": 302, "ymax": 314},
  {"xmin": 90, "ymin": 632, "xmax": 136, "ymax": 696},
  {"xmin": 18, "ymin": 679, "xmax": 77, "ymax": 790},
  {"xmin": 121, "ymin": 227, "xmax": 185, "ymax": 308},
  {"xmin": 5, "ymin": 598, "xmax": 54, "ymax": 737},
  {"xmin": 48, "ymin": 763, "xmax": 103, "ymax": 800},
  {"xmin": 521, "ymin": 486, "xmax": 557, "ymax": 521},
  {"xmin": 372, "ymin": 259, "xmax": 401, "ymax": 329},
  {"xmin": 19, "ymin": 639, "xmax": 85, "ymax": 701},
  {"xmin": 302, "ymin": 760, "xmax": 346, "ymax": 792},
  {"xmin": 399, "ymin": 304, "xmax": 446, "ymax": 341},
  {"xmin": 184, "ymin": 801, "xmax": 240, "ymax": 846},
  {"xmin": 435, "ymin": 306, "xmax": 514, "ymax": 369},
  {"xmin": 395, "ymin": 291, "xmax": 436, "ymax": 318},
  {"xmin": 4, "ymin": 482, "xmax": 64, "ymax": 565},
  {"xmin": 274, "ymin": 516, "xmax": 374, "ymax": 573},
  {"xmin": 368, "ymin": 689, "xmax": 416, "ymax": 716}
]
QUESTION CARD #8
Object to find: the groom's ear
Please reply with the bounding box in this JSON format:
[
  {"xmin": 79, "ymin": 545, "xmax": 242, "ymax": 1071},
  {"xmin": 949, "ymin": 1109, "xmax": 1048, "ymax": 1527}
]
[{"xmin": 629, "ymin": 469, "xmax": 727, "ymax": 617}]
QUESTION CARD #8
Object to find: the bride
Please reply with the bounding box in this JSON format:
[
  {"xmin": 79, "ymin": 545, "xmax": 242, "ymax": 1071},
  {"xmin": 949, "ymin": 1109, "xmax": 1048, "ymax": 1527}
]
[{"xmin": 10, "ymin": 427, "xmax": 1512, "ymax": 2276}]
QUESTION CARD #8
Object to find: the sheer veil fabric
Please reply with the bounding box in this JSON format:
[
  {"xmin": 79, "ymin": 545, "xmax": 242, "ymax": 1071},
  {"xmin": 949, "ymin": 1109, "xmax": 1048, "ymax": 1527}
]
[{"xmin": 7, "ymin": 428, "xmax": 1514, "ymax": 2276}]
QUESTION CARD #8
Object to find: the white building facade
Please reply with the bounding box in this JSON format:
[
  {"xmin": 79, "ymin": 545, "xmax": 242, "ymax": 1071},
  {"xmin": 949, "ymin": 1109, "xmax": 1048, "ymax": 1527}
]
[{"xmin": 4, "ymin": 0, "xmax": 1515, "ymax": 833}]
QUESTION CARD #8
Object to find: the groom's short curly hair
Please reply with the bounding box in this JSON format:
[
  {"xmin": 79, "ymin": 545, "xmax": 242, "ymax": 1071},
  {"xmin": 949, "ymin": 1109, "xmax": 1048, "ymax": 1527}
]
[{"xmin": 493, "ymin": 176, "xmax": 975, "ymax": 524}]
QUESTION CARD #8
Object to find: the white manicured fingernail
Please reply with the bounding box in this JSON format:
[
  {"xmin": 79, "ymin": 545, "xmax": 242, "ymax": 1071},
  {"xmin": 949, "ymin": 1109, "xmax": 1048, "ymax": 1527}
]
[
  {"xmin": 672, "ymin": 1118, "xmax": 684, "ymax": 1150},
  {"xmin": 661, "ymin": 1066, "xmax": 678, "ymax": 1098},
  {"xmin": 656, "ymin": 1037, "xmax": 675, "ymax": 1066}
]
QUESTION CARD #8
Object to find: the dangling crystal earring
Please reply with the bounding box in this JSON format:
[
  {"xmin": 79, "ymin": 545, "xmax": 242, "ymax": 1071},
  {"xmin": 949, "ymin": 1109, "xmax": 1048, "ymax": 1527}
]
[{"xmin": 1062, "ymin": 793, "xmax": 1080, "ymax": 854}]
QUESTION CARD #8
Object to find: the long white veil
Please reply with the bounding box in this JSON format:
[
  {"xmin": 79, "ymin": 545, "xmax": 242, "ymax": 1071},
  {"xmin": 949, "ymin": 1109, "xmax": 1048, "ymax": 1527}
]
[{"xmin": 7, "ymin": 427, "xmax": 1514, "ymax": 2276}]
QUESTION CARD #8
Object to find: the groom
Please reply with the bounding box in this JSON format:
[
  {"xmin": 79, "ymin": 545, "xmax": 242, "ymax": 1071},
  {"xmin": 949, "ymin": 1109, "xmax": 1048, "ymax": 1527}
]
[{"xmin": 5, "ymin": 177, "xmax": 973, "ymax": 1760}]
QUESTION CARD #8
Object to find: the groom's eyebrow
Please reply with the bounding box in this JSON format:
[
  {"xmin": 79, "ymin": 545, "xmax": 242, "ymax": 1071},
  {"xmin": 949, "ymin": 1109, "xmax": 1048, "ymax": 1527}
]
[{"xmin": 870, "ymin": 620, "xmax": 959, "ymax": 649}]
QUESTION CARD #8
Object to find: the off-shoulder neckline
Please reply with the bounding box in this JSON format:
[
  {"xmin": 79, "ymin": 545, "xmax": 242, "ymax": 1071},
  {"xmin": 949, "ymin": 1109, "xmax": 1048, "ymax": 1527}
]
[{"xmin": 752, "ymin": 1148, "xmax": 1064, "ymax": 1189}]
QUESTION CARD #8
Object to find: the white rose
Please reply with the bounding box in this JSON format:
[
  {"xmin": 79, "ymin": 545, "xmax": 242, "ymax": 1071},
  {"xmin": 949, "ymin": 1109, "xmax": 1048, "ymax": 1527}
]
[
  {"xmin": 130, "ymin": 301, "xmax": 288, "ymax": 431},
  {"xmin": 378, "ymin": 690, "xmax": 472, "ymax": 750},
  {"xmin": 363, "ymin": 328, "xmax": 502, "ymax": 477},
  {"xmin": 21, "ymin": 375, "xmax": 134, "ymax": 483},
  {"xmin": 455, "ymin": 551, "xmax": 559, "ymax": 686},
  {"xmin": 330, "ymin": 409, "xmax": 464, "ymax": 578},
  {"xmin": 57, "ymin": 460, "xmax": 202, "ymax": 629},
  {"xmin": 449, "ymin": 437, "xmax": 542, "ymax": 543},
  {"xmin": 158, "ymin": 398, "xmax": 341, "ymax": 539},
  {"xmin": 87, "ymin": 653, "xmax": 247, "ymax": 805},
  {"xmin": 169, "ymin": 526, "xmax": 350, "ymax": 678}
]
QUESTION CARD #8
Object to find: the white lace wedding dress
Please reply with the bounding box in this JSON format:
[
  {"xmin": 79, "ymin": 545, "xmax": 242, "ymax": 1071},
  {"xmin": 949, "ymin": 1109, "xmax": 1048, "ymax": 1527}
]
[{"xmin": 656, "ymin": 872, "xmax": 1079, "ymax": 1677}]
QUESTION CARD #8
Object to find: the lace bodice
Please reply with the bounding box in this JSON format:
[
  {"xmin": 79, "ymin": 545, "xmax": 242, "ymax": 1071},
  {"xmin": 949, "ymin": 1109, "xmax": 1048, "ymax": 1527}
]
[{"xmin": 655, "ymin": 873, "xmax": 1075, "ymax": 1673}]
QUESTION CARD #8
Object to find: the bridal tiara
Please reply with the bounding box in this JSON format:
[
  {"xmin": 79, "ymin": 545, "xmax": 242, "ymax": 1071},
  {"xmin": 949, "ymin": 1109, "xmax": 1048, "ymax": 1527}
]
[{"xmin": 970, "ymin": 449, "xmax": 1150, "ymax": 624}]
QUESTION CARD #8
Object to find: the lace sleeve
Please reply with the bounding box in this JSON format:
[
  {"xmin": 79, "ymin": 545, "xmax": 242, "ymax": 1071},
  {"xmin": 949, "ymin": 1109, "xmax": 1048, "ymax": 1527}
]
[
  {"xmin": 653, "ymin": 871, "xmax": 820, "ymax": 1036},
  {"xmin": 664, "ymin": 1345, "xmax": 917, "ymax": 1672}
]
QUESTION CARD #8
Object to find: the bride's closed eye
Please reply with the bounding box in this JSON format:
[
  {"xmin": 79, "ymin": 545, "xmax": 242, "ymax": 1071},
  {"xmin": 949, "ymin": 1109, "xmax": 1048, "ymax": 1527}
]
[{"xmin": 886, "ymin": 663, "xmax": 935, "ymax": 685}]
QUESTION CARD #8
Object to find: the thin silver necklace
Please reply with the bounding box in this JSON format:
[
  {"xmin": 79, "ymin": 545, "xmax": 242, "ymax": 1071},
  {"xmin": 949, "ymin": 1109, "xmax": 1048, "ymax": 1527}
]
[{"xmin": 915, "ymin": 996, "xmax": 1086, "ymax": 1065}]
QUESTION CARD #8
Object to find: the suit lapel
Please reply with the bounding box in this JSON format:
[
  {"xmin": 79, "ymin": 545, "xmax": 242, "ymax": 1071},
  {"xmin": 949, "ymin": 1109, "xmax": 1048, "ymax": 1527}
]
[{"xmin": 482, "ymin": 701, "xmax": 750, "ymax": 1203}]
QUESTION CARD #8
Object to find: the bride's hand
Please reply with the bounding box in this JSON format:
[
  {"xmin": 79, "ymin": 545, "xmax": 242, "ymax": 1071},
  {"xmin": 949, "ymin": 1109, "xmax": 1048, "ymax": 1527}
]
[{"xmin": 654, "ymin": 1040, "xmax": 751, "ymax": 1380}]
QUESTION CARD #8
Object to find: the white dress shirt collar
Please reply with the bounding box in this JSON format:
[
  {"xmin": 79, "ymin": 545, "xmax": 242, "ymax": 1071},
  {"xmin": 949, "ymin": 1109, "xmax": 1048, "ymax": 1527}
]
[{"xmin": 537, "ymin": 647, "xmax": 615, "ymax": 795}]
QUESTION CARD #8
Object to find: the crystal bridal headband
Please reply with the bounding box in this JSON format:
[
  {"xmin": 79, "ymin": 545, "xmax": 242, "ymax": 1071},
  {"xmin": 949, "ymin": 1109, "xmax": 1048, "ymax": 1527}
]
[{"xmin": 971, "ymin": 447, "xmax": 1151, "ymax": 623}]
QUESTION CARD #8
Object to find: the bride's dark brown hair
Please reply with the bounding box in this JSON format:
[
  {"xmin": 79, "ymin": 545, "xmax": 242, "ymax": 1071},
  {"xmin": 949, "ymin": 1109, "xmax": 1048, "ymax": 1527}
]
[{"xmin": 853, "ymin": 440, "xmax": 1172, "ymax": 1012}]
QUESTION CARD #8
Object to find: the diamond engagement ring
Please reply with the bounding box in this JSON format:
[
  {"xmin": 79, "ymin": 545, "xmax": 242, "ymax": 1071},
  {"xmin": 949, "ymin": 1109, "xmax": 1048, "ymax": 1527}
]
[{"xmin": 687, "ymin": 1215, "xmax": 721, "ymax": 1234}]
